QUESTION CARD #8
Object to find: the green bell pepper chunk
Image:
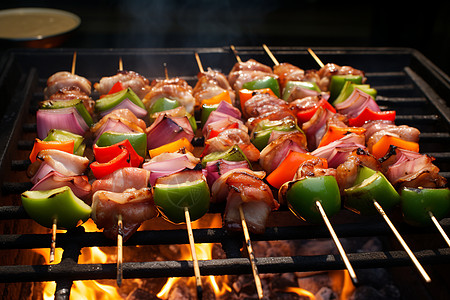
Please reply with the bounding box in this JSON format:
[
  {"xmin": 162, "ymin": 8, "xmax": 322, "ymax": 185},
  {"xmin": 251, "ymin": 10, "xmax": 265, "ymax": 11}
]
[
  {"xmin": 96, "ymin": 131, "xmax": 147, "ymax": 159},
  {"xmin": 242, "ymin": 76, "xmax": 280, "ymax": 98},
  {"xmin": 400, "ymin": 187, "xmax": 450, "ymax": 227},
  {"xmin": 201, "ymin": 145, "xmax": 251, "ymax": 168},
  {"xmin": 149, "ymin": 97, "xmax": 181, "ymax": 115},
  {"xmin": 285, "ymin": 176, "xmax": 341, "ymax": 224},
  {"xmin": 343, "ymin": 166, "xmax": 400, "ymax": 215},
  {"xmin": 201, "ymin": 103, "xmax": 219, "ymax": 127},
  {"xmin": 40, "ymin": 98, "xmax": 94, "ymax": 127},
  {"xmin": 251, "ymin": 118, "xmax": 300, "ymax": 151},
  {"xmin": 329, "ymin": 75, "xmax": 363, "ymax": 101},
  {"xmin": 95, "ymin": 87, "xmax": 145, "ymax": 112},
  {"xmin": 282, "ymin": 80, "xmax": 321, "ymax": 101},
  {"xmin": 43, "ymin": 129, "xmax": 86, "ymax": 156},
  {"xmin": 153, "ymin": 179, "xmax": 210, "ymax": 224},
  {"xmin": 148, "ymin": 97, "xmax": 181, "ymax": 124},
  {"xmin": 332, "ymin": 81, "xmax": 377, "ymax": 106},
  {"xmin": 21, "ymin": 186, "xmax": 92, "ymax": 229}
]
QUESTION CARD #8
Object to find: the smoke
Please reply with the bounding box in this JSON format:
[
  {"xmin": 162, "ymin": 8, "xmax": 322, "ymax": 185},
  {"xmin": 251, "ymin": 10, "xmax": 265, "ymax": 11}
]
[{"xmin": 116, "ymin": 0, "xmax": 282, "ymax": 47}]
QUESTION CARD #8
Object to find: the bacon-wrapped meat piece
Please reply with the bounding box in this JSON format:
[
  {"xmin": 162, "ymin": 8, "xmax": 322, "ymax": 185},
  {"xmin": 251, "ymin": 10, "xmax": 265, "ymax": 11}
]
[
  {"xmin": 44, "ymin": 71, "xmax": 95, "ymax": 115},
  {"xmin": 91, "ymin": 188, "xmax": 157, "ymax": 241},
  {"xmin": 211, "ymin": 168, "xmax": 279, "ymax": 234}
]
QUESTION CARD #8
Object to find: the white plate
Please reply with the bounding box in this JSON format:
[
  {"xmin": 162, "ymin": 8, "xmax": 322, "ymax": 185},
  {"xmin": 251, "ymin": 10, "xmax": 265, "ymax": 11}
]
[{"xmin": 0, "ymin": 7, "xmax": 80, "ymax": 41}]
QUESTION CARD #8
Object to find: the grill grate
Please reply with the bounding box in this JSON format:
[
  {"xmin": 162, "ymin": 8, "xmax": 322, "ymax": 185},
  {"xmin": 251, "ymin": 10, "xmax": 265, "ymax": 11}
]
[{"xmin": 1, "ymin": 47, "xmax": 450, "ymax": 298}]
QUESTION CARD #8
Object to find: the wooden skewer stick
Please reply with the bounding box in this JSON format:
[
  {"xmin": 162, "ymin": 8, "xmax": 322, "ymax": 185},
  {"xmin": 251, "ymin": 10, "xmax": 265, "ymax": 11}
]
[
  {"xmin": 239, "ymin": 205, "xmax": 264, "ymax": 299},
  {"xmin": 117, "ymin": 214, "xmax": 124, "ymax": 287},
  {"xmin": 429, "ymin": 211, "xmax": 450, "ymax": 247},
  {"xmin": 262, "ymin": 44, "xmax": 279, "ymax": 66},
  {"xmin": 163, "ymin": 63, "xmax": 170, "ymax": 80},
  {"xmin": 71, "ymin": 52, "xmax": 77, "ymax": 75},
  {"xmin": 194, "ymin": 52, "xmax": 205, "ymax": 73},
  {"xmin": 307, "ymin": 48, "xmax": 325, "ymax": 68},
  {"xmin": 184, "ymin": 207, "xmax": 203, "ymax": 300},
  {"xmin": 315, "ymin": 201, "xmax": 358, "ymax": 285},
  {"xmin": 49, "ymin": 218, "xmax": 57, "ymax": 263},
  {"xmin": 373, "ymin": 200, "xmax": 431, "ymax": 283},
  {"xmin": 230, "ymin": 45, "xmax": 242, "ymax": 63},
  {"xmin": 118, "ymin": 57, "xmax": 123, "ymax": 72}
]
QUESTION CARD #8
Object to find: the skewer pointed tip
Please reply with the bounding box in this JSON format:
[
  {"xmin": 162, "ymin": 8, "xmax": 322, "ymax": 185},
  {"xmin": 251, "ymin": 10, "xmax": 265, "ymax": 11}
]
[
  {"xmin": 315, "ymin": 201, "xmax": 358, "ymax": 284},
  {"xmin": 239, "ymin": 205, "xmax": 264, "ymax": 299},
  {"xmin": 50, "ymin": 219, "xmax": 57, "ymax": 263},
  {"xmin": 307, "ymin": 48, "xmax": 325, "ymax": 68},
  {"xmin": 117, "ymin": 214, "xmax": 124, "ymax": 287},
  {"xmin": 373, "ymin": 200, "xmax": 431, "ymax": 283}
]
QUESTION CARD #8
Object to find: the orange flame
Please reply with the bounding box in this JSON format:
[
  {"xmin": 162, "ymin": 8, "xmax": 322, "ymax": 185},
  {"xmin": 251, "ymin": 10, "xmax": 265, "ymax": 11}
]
[
  {"xmin": 284, "ymin": 286, "xmax": 316, "ymax": 299},
  {"xmin": 156, "ymin": 242, "xmax": 232, "ymax": 299}
]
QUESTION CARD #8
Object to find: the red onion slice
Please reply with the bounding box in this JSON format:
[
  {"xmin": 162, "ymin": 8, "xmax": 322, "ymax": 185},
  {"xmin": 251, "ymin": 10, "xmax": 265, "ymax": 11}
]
[
  {"xmin": 146, "ymin": 114, "xmax": 194, "ymax": 150},
  {"xmin": 36, "ymin": 108, "xmax": 89, "ymax": 139},
  {"xmin": 31, "ymin": 171, "xmax": 91, "ymax": 201}
]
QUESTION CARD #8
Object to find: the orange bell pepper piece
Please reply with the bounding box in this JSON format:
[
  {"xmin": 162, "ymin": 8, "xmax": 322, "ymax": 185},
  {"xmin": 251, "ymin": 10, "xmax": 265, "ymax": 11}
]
[
  {"xmin": 29, "ymin": 139, "xmax": 75, "ymax": 163},
  {"xmin": 239, "ymin": 88, "xmax": 276, "ymax": 112},
  {"xmin": 370, "ymin": 135, "xmax": 419, "ymax": 159},
  {"xmin": 200, "ymin": 91, "xmax": 231, "ymax": 106},
  {"xmin": 266, "ymin": 151, "xmax": 328, "ymax": 189},
  {"xmin": 318, "ymin": 125, "xmax": 366, "ymax": 148},
  {"xmin": 148, "ymin": 138, "xmax": 194, "ymax": 158}
]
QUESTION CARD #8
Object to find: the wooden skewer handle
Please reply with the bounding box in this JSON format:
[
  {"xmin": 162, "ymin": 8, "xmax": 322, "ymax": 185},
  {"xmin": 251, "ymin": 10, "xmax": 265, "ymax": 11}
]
[{"xmin": 184, "ymin": 207, "xmax": 203, "ymax": 300}]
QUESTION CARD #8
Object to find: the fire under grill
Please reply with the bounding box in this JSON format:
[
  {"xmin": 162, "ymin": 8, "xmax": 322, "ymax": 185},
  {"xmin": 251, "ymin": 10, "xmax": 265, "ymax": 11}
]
[{"xmin": 1, "ymin": 47, "xmax": 450, "ymax": 299}]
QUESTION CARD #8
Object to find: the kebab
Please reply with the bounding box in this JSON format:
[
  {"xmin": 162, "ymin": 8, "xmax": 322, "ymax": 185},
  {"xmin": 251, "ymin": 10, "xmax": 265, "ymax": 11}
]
[
  {"xmin": 197, "ymin": 51, "xmax": 280, "ymax": 299},
  {"xmin": 23, "ymin": 53, "xmax": 94, "ymax": 262},
  {"xmin": 142, "ymin": 65, "xmax": 210, "ymax": 299},
  {"xmin": 265, "ymin": 47, "xmax": 448, "ymax": 282}
]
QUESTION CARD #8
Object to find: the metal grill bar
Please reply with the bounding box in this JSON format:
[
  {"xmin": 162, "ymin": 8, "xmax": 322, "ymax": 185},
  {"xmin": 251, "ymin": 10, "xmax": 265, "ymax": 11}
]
[{"xmin": 1, "ymin": 47, "xmax": 450, "ymax": 298}]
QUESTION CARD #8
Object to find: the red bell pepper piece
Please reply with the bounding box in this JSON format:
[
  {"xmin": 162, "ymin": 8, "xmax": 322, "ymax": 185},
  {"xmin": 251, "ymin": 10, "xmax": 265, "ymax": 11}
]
[
  {"xmin": 93, "ymin": 139, "xmax": 143, "ymax": 167},
  {"xmin": 207, "ymin": 122, "xmax": 239, "ymax": 139},
  {"xmin": 90, "ymin": 146, "xmax": 132, "ymax": 179},
  {"xmin": 348, "ymin": 107, "xmax": 396, "ymax": 127},
  {"xmin": 107, "ymin": 81, "xmax": 125, "ymax": 95},
  {"xmin": 99, "ymin": 81, "xmax": 125, "ymax": 98},
  {"xmin": 296, "ymin": 98, "xmax": 336, "ymax": 124}
]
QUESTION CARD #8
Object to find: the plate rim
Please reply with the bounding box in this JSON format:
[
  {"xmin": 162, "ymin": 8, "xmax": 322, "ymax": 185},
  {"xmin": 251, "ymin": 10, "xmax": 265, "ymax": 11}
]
[{"xmin": 0, "ymin": 7, "xmax": 81, "ymax": 41}]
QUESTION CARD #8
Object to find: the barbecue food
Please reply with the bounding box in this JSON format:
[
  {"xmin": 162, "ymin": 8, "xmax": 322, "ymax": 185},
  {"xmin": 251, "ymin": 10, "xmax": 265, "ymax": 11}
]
[{"xmin": 94, "ymin": 70, "xmax": 151, "ymax": 99}]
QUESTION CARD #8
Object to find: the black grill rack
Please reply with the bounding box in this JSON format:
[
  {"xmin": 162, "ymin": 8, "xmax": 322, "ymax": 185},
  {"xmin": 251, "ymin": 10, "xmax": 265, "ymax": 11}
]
[{"xmin": 1, "ymin": 47, "xmax": 450, "ymax": 299}]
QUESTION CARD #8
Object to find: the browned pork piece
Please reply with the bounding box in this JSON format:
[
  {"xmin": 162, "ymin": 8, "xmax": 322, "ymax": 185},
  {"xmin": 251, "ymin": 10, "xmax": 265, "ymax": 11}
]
[
  {"xmin": 242, "ymin": 93, "xmax": 289, "ymax": 119},
  {"xmin": 304, "ymin": 63, "xmax": 366, "ymax": 92},
  {"xmin": 143, "ymin": 77, "xmax": 196, "ymax": 114},
  {"xmin": 362, "ymin": 120, "xmax": 421, "ymax": 152},
  {"xmin": 204, "ymin": 128, "xmax": 261, "ymax": 162},
  {"xmin": 44, "ymin": 71, "xmax": 92, "ymax": 98},
  {"xmin": 193, "ymin": 68, "xmax": 236, "ymax": 107},
  {"xmin": 273, "ymin": 62, "xmax": 305, "ymax": 90},
  {"xmin": 94, "ymin": 70, "xmax": 151, "ymax": 99},
  {"xmin": 335, "ymin": 148, "xmax": 381, "ymax": 192},
  {"xmin": 211, "ymin": 168, "xmax": 279, "ymax": 234}
]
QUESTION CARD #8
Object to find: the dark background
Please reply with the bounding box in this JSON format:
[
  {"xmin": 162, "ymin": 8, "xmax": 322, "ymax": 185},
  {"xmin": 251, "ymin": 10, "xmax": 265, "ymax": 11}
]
[{"xmin": 1, "ymin": 0, "xmax": 450, "ymax": 75}]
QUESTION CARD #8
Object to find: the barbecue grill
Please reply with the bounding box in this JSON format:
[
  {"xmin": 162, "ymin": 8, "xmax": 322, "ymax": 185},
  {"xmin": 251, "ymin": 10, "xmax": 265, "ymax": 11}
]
[{"xmin": 1, "ymin": 46, "xmax": 450, "ymax": 299}]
